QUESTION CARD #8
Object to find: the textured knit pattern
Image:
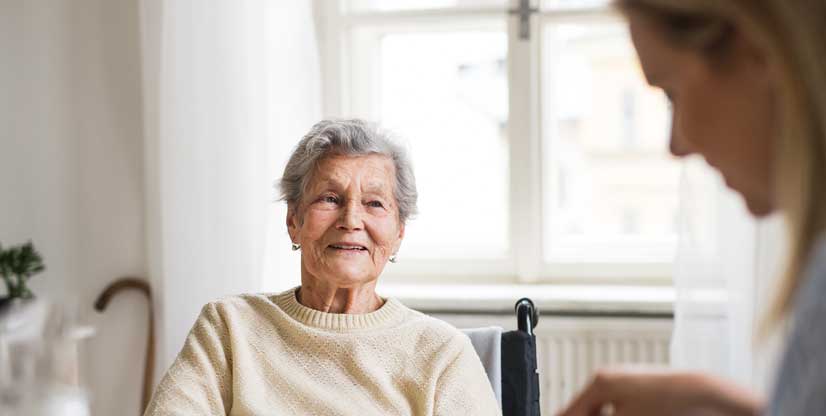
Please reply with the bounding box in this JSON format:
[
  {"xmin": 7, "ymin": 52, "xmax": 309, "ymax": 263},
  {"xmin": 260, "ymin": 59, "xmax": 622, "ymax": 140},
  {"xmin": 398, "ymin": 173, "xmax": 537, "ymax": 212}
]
[
  {"xmin": 767, "ymin": 235, "xmax": 826, "ymax": 415},
  {"xmin": 144, "ymin": 288, "xmax": 501, "ymax": 416}
]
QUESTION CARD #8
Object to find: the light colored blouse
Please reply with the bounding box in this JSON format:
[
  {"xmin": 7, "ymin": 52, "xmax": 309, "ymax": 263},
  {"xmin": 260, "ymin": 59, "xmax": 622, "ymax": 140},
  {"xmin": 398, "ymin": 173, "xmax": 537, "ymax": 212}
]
[{"xmin": 767, "ymin": 235, "xmax": 826, "ymax": 415}]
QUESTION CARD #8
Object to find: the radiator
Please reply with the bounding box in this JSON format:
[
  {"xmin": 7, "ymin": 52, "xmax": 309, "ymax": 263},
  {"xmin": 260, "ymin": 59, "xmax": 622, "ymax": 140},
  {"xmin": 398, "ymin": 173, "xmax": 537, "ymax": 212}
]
[{"xmin": 434, "ymin": 314, "xmax": 673, "ymax": 414}]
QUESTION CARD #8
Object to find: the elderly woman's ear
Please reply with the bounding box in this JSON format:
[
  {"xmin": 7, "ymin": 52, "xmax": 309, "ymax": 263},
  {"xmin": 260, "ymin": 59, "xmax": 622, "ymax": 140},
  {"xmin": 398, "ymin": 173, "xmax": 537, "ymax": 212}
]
[
  {"xmin": 286, "ymin": 206, "xmax": 299, "ymax": 246},
  {"xmin": 286, "ymin": 205, "xmax": 300, "ymax": 245},
  {"xmin": 391, "ymin": 221, "xmax": 405, "ymax": 256}
]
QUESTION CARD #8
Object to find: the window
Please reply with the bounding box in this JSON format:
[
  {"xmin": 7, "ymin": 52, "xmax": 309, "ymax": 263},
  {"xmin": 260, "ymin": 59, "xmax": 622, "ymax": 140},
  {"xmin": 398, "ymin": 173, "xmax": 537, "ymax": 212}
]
[{"xmin": 317, "ymin": 0, "xmax": 678, "ymax": 284}]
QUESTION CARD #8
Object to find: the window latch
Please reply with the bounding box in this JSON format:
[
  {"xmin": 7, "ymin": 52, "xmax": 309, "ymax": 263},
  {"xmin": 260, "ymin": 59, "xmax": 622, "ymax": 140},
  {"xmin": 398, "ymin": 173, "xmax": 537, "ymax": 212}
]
[{"xmin": 508, "ymin": 0, "xmax": 540, "ymax": 41}]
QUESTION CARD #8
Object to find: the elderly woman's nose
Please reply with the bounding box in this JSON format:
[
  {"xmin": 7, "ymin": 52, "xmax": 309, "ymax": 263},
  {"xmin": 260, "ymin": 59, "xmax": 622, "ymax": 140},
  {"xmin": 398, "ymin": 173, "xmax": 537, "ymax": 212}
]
[{"xmin": 337, "ymin": 200, "xmax": 365, "ymax": 230}]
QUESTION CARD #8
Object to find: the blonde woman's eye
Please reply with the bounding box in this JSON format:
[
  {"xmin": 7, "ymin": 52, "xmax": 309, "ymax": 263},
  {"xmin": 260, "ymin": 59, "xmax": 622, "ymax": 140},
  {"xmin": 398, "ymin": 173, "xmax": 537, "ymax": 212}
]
[{"xmin": 322, "ymin": 196, "xmax": 339, "ymax": 204}]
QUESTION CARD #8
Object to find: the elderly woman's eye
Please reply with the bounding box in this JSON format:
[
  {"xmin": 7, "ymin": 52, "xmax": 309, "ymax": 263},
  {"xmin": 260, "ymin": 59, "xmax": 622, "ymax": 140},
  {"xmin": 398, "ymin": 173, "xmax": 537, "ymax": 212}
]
[{"xmin": 367, "ymin": 201, "xmax": 384, "ymax": 208}]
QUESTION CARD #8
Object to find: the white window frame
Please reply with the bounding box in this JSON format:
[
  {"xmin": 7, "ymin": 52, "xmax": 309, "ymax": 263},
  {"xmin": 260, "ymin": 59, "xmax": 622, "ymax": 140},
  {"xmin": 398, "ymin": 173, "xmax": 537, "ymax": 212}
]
[{"xmin": 314, "ymin": 0, "xmax": 673, "ymax": 285}]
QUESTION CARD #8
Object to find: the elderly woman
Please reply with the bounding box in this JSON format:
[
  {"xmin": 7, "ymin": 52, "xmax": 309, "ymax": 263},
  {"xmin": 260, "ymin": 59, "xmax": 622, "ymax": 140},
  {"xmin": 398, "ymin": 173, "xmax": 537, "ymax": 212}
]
[
  {"xmin": 144, "ymin": 119, "xmax": 500, "ymax": 415},
  {"xmin": 559, "ymin": 0, "xmax": 826, "ymax": 415}
]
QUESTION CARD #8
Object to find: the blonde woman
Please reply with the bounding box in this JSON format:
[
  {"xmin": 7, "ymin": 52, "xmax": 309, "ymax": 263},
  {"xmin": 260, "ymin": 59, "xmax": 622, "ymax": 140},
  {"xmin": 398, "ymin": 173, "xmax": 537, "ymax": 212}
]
[{"xmin": 559, "ymin": 1, "xmax": 826, "ymax": 415}]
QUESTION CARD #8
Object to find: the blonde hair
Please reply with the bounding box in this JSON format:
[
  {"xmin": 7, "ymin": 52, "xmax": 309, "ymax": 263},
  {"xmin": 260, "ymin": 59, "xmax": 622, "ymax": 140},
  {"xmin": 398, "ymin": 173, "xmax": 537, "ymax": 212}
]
[{"xmin": 615, "ymin": 0, "xmax": 826, "ymax": 330}]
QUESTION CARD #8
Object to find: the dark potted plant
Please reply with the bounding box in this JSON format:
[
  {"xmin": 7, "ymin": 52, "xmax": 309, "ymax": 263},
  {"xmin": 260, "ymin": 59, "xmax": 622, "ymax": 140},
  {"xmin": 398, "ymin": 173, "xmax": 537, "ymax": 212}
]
[{"xmin": 0, "ymin": 241, "xmax": 45, "ymax": 309}]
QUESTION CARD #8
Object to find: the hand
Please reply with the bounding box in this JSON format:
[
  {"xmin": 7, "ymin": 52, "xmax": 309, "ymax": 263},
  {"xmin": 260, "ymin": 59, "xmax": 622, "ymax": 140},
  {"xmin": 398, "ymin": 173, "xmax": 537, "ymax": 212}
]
[{"xmin": 556, "ymin": 369, "xmax": 763, "ymax": 416}]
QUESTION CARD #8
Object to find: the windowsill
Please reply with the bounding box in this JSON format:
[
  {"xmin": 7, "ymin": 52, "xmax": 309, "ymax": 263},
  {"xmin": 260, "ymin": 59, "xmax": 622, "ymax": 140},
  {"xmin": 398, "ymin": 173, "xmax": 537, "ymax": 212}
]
[{"xmin": 377, "ymin": 283, "xmax": 675, "ymax": 317}]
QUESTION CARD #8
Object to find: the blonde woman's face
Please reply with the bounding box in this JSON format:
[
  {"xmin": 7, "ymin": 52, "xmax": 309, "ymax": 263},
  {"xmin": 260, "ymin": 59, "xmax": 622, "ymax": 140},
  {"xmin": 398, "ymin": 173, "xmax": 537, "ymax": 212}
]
[
  {"xmin": 287, "ymin": 154, "xmax": 404, "ymax": 287},
  {"xmin": 628, "ymin": 12, "xmax": 778, "ymax": 216}
]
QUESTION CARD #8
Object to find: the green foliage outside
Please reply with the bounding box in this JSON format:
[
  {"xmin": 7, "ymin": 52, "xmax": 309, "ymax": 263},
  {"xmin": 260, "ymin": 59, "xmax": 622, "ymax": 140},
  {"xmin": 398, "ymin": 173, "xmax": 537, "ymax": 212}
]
[{"xmin": 0, "ymin": 241, "xmax": 45, "ymax": 299}]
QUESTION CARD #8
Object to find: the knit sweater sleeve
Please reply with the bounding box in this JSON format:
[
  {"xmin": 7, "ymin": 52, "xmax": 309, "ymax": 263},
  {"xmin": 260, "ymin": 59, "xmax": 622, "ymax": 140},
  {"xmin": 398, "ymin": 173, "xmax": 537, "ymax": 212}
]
[
  {"xmin": 144, "ymin": 302, "xmax": 233, "ymax": 416},
  {"xmin": 434, "ymin": 334, "xmax": 502, "ymax": 416}
]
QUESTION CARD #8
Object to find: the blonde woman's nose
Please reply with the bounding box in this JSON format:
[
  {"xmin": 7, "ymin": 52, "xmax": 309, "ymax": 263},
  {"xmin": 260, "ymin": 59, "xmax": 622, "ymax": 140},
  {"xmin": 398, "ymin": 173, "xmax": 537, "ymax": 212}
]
[{"xmin": 669, "ymin": 128, "xmax": 694, "ymax": 158}]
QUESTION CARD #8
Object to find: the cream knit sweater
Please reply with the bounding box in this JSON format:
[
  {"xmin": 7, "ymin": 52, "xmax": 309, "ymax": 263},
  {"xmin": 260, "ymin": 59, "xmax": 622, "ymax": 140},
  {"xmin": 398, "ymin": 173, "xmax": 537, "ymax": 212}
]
[{"xmin": 144, "ymin": 287, "xmax": 501, "ymax": 416}]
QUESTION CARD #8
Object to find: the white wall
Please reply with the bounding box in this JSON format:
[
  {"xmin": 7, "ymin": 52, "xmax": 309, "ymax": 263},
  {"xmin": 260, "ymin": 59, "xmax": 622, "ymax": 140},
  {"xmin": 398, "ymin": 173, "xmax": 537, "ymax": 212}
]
[{"xmin": 0, "ymin": 1, "xmax": 147, "ymax": 415}]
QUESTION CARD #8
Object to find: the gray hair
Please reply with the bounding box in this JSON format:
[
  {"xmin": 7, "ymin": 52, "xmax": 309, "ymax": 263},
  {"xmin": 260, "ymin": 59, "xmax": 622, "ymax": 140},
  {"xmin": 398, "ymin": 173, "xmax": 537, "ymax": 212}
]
[{"xmin": 279, "ymin": 119, "xmax": 418, "ymax": 223}]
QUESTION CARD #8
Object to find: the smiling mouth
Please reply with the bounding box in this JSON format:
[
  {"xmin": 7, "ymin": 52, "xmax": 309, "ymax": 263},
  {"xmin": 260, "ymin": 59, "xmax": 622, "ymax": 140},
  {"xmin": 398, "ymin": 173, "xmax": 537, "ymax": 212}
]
[{"xmin": 328, "ymin": 244, "xmax": 368, "ymax": 252}]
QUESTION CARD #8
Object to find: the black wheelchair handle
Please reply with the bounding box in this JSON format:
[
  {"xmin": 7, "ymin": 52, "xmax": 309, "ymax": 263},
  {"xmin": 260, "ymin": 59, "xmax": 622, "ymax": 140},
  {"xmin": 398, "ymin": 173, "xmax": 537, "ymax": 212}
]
[{"xmin": 515, "ymin": 297, "xmax": 539, "ymax": 335}]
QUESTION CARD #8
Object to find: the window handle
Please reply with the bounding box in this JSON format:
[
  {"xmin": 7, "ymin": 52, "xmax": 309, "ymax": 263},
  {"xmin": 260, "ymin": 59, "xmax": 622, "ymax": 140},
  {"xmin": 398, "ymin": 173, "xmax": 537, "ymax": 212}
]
[{"xmin": 508, "ymin": 0, "xmax": 539, "ymax": 40}]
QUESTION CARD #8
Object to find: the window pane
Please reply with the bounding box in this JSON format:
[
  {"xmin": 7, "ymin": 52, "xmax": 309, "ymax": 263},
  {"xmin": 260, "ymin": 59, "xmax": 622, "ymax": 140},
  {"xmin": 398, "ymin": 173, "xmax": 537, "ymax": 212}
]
[
  {"xmin": 347, "ymin": 0, "xmax": 507, "ymax": 13},
  {"xmin": 377, "ymin": 30, "xmax": 510, "ymax": 259},
  {"xmin": 541, "ymin": 0, "xmax": 611, "ymax": 9},
  {"xmin": 541, "ymin": 21, "xmax": 679, "ymax": 264}
]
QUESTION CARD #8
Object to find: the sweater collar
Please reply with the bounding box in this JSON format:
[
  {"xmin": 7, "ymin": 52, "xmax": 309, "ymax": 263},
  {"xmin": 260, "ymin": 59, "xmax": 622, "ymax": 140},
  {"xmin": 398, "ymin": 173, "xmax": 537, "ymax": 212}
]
[{"xmin": 273, "ymin": 286, "xmax": 407, "ymax": 331}]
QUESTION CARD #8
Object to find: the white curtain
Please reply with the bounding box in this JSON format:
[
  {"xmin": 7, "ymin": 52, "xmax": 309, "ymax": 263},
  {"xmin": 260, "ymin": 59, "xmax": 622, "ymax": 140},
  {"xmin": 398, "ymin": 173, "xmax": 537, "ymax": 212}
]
[
  {"xmin": 671, "ymin": 157, "xmax": 785, "ymax": 393},
  {"xmin": 140, "ymin": 1, "xmax": 319, "ymax": 374}
]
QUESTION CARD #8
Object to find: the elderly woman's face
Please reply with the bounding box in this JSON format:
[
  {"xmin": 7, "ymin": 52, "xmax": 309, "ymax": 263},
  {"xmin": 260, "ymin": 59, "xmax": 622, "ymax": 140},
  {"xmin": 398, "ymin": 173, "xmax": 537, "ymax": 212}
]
[
  {"xmin": 629, "ymin": 12, "xmax": 778, "ymax": 216},
  {"xmin": 287, "ymin": 154, "xmax": 404, "ymax": 286}
]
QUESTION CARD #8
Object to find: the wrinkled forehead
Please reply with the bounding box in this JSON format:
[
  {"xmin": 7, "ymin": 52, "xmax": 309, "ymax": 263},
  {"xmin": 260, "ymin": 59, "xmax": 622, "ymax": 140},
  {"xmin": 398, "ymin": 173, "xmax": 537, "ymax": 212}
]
[{"xmin": 307, "ymin": 153, "xmax": 397, "ymax": 194}]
